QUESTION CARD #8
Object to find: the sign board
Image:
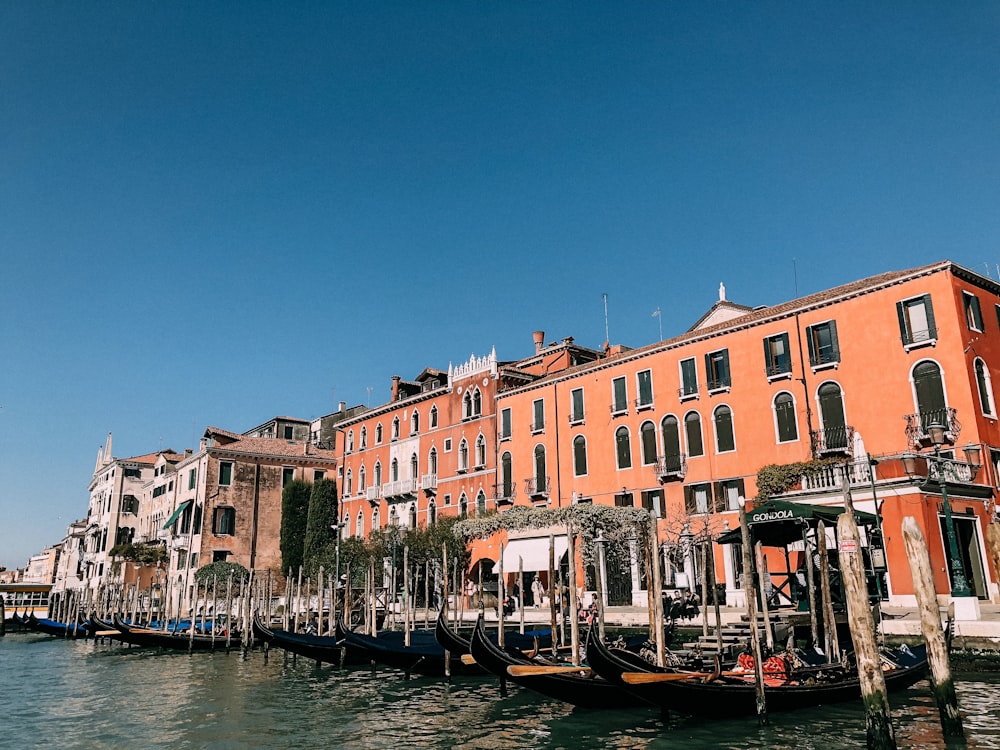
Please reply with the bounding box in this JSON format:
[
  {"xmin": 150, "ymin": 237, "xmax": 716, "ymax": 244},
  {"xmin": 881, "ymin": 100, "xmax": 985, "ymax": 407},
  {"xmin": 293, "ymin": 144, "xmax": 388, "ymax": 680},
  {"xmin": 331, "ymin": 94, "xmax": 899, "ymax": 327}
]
[{"xmin": 838, "ymin": 539, "xmax": 858, "ymax": 553}]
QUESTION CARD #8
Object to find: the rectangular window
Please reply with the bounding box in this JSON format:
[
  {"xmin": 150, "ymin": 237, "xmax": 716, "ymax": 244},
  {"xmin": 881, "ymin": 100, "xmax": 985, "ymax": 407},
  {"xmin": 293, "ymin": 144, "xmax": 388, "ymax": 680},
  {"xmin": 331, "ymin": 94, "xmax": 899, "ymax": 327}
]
[
  {"xmin": 614, "ymin": 491, "xmax": 634, "ymax": 507},
  {"xmin": 282, "ymin": 467, "xmax": 295, "ymax": 487},
  {"xmin": 499, "ymin": 408, "xmax": 512, "ymax": 439},
  {"xmin": 313, "ymin": 470, "xmax": 325, "ymax": 481},
  {"xmin": 897, "ymin": 295, "xmax": 937, "ymax": 346},
  {"xmin": 444, "ymin": 438, "xmax": 452, "ymax": 452},
  {"xmin": 443, "ymin": 493, "xmax": 451, "ymax": 506},
  {"xmin": 705, "ymin": 349, "xmax": 731, "ymax": 391},
  {"xmin": 213, "ymin": 550, "xmax": 229, "ymax": 563},
  {"xmin": 806, "ymin": 320, "xmax": 840, "ymax": 367},
  {"xmin": 532, "ymin": 399, "xmax": 545, "ymax": 433},
  {"xmin": 679, "ymin": 358, "xmax": 698, "ymax": 398},
  {"xmin": 641, "ymin": 489, "xmax": 663, "ymax": 517},
  {"xmin": 763, "ymin": 332, "xmax": 792, "ymax": 377},
  {"xmin": 684, "ymin": 483, "xmax": 711, "ymax": 515},
  {"xmin": 213, "ymin": 507, "xmax": 236, "ymax": 535},
  {"xmin": 283, "ymin": 425, "xmax": 294, "ymax": 439},
  {"xmin": 612, "ymin": 376, "xmax": 628, "ymax": 414},
  {"xmin": 636, "ymin": 370, "xmax": 653, "ymax": 409},
  {"xmin": 964, "ymin": 291, "xmax": 984, "ymax": 332},
  {"xmin": 188, "ymin": 468, "xmax": 197, "ymax": 490},
  {"xmin": 219, "ymin": 462, "xmax": 233, "ymax": 487},
  {"xmin": 714, "ymin": 479, "xmax": 745, "ymax": 512},
  {"xmin": 570, "ymin": 388, "xmax": 585, "ymax": 424}
]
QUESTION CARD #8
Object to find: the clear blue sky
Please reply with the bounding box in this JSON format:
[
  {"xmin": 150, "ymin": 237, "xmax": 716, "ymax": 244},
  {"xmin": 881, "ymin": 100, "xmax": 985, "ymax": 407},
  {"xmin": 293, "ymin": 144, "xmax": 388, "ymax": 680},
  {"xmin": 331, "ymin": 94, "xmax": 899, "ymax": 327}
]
[{"xmin": 2, "ymin": 3, "xmax": 999, "ymax": 570}]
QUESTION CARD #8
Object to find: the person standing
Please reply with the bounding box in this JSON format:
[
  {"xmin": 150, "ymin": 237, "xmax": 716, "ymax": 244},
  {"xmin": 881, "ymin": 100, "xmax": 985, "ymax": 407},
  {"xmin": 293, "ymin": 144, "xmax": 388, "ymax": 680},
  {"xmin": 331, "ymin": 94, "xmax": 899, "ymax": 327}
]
[{"xmin": 531, "ymin": 575, "xmax": 545, "ymax": 608}]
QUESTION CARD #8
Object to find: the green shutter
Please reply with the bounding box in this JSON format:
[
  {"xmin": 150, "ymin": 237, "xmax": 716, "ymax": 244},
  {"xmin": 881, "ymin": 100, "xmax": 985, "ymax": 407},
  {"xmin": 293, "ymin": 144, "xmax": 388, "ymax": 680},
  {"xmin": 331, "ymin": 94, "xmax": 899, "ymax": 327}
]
[
  {"xmin": 923, "ymin": 294, "xmax": 937, "ymax": 339},
  {"xmin": 684, "ymin": 486, "xmax": 695, "ymax": 515},
  {"xmin": 896, "ymin": 300, "xmax": 910, "ymax": 345},
  {"xmin": 806, "ymin": 327, "xmax": 817, "ymax": 366}
]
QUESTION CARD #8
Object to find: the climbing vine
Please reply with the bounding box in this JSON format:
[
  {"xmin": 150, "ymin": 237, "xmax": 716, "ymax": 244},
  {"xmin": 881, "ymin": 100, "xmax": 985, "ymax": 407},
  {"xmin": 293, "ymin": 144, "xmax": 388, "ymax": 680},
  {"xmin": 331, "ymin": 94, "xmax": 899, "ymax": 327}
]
[{"xmin": 756, "ymin": 457, "xmax": 845, "ymax": 501}]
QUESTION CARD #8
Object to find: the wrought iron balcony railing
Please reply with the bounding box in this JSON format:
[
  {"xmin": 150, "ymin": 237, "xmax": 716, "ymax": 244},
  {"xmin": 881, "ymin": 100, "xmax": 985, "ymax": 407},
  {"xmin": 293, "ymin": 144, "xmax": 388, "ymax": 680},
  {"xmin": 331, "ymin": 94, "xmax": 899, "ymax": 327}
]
[
  {"xmin": 810, "ymin": 425, "xmax": 854, "ymax": 456},
  {"xmin": 493, "ymin": 482, "xmax": 517, "ymax": 506},
  {"xmin": 525, "ymin": 476, "xmax": 550, "ymax": 499},
  {"xmin": 654, "ymin": 454, "xmax": 687, "ymax": 482},
  {"xmin": 904, "ymin": 407, "xmax": 960, "ymax": 450}
]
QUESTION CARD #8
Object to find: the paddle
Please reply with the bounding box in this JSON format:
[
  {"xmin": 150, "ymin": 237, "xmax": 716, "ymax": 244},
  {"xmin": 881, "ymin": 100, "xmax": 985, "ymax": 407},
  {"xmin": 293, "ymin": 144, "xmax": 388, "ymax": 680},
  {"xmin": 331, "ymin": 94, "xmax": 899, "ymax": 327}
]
[
  {"xmin": 460, "ymin": 654, "xmax": 477, "ymax": 665},
  {"xmin": 507, "ymin": 665, "xmax": 593, "ymax": 677},
  {"xmin": 621, "ymin": 670, "xmax": 758, "ymax": 684}
]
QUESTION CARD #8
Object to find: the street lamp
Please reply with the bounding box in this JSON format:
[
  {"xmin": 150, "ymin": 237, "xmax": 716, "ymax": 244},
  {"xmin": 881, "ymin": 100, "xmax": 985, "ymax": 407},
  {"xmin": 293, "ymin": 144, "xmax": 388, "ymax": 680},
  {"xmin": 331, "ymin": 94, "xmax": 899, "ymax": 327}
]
[{"xmin": 926, "ymin": 423, "xmax": 973, "ymax": 598}]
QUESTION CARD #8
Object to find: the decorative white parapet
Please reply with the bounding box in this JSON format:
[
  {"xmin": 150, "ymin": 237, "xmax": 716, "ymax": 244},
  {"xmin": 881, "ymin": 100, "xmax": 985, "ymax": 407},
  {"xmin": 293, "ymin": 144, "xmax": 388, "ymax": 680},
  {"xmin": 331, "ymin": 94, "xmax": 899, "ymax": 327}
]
[{"xmin": 448, "ymin": 347, "xmax": 497, "ymax": 386}]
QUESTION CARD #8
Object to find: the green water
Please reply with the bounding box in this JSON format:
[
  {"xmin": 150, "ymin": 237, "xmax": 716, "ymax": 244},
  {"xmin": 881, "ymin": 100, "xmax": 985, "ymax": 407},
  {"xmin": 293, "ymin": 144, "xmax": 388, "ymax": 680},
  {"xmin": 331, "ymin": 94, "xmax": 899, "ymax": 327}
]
[{"xmin": 2, "ymin": 632, "xmax": 999, "ymax": 749}]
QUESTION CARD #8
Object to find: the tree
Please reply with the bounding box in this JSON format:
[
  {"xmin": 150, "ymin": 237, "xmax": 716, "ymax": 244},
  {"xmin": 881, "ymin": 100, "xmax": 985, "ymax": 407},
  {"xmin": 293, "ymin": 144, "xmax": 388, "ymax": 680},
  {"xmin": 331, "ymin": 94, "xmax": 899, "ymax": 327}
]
[
  {"xmin": 280, "ymin": 479, "xmax": 312, "ymax": 574},
  {"xmin": 303, "ymin": 478, "xmax": 339, "ymax": 576},
  {"xmin": 194, "ymin": 561, "xmax": 249, "ymax": 590}
]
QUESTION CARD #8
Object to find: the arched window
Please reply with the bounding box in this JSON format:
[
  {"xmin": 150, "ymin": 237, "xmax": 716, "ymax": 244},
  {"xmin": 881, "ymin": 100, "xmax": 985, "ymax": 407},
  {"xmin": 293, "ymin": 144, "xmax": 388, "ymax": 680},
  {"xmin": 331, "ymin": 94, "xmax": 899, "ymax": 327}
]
[
  {"xmin": 475, "ymin": 434, "xmax": 486, "ymax": 467},
  {"xmin": 817, "ymin": 382, "xmax": 848, "ymax": 450},
  {"xmin": 501, "ymin": 452, "xmax": 514, "ymax": 497},
  {"xmin": 428, "ymin": 447, "xmax": 438, "ymax": 476},
  {"xmin": 573, "ymin": 435, "xmax": 588, "ymax": 476},
  {"xmin": 976, "ymin": 359, "xmax": 996, "ymax": 416},
  {"xmin": 375, "ymin": 423, "xmax": 383, "ymax": 444},
  {"xmin": 463, "ymin": 392, "xmax": 473, "ymax": 419},
  {"xmin": 685, "ymin": 412, "xmax": 704, "ymax": 457},
  {"xmin": 410, "ymin": 453, "xmax": 418, "ymax": 480},
  {"xmin": 356, "ymin": 511, "xmax": 365, "ymax": 538},
  {"xmin": 476, "ymin": 490, "xmax": 487, "ymax": 515},
  {"xmin": 640, "ymin": 421, "xmax": 657, "ymax": 465},
  {"xmin": 473, "ymin": 389, "xmax": 482, "ymax": 417},
  {"xmin": 459, "ymin": 439, "xmax": 469, "ymax": 471},
  {"xmin": 459, "ymin": 493, "xmax": 468, "ymax": 518},
  {"xmin": 615, "ymin": 426, "xmax": 632, "ymax": 469},
  {"xmin": 661, "ymin": 415, "xmax": 682, "ymax": 471},
  {"xmin": 359, "ymin": 465, "xmax": 366, "ymax": 492},
  {"xmin": 345, "ymin": 469, "xmax": 353, "ymax": 497},
  {"xmin": 343, "ymin": 512, "xmax": 351, "ymax": 538},
  {"xmin": 347, "ymin": 430, "xmax": 355, "ymax": 453},
  {"xmin": 534, "ymin": 445, "xmax": 547, "ymax": 494},
  {"xmin": 372, "ymin": 507, "xmax": 380, "ymax": 531},
  {"xmin": 391, "ymin": 417, "xmax": 400, "ymax": 440},
  {"xmin": 374, "ymin": 461, "xmax": 382, "ymax": 487},
  {"xmin": 389, "ymin": 506, "xmax": 397, "ymax": 526},
  {"xmin": 430, "ymin": 405, "xmax": 438, "ymax": 428},
  {"xmin": 912, "ymin": 360, "xmax": 947, "ymax": 430},
  {"xmin": 360, "ymin": 426, "xmax": 367, "ymax": 449},
  {"xmin": 773, "ymin": 392, "xmax": 798, "ymax": 442},
  {"xmin": 428, "ymin": 501, "xmax": 437, "ymax": 525},
  {"xmin": 714, "ymin": 405, "xmax": 735, "ymax": 453},
  {"xmin": 391, "ymin": 458, "xmax": 399, "ymax": 482},
  {"xmin": 409, "ymin": 504, "xmax": 417, "ymax": 528},
  {"xmin": 411, "ymin": 410, "xmax": 419, "ymax": 434}
]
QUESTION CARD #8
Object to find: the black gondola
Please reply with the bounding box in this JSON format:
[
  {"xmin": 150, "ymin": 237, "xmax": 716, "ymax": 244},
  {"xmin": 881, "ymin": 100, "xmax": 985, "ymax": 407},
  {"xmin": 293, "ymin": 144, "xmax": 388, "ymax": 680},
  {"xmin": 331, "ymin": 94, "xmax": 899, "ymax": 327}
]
[
  {"xmin": 337, "ymin": 615, "xmax": 477, "ymax": 677},
  {"xmin": 253, "ymin": 614, "xmax": 370, "ymax": 666},
  {"xmin": 617, "ymin": 644, "xmax": 929, "ymax": 717},
  {"xmin": 433, "ymin": 608, "xmax": 554, "ymax": 658},
  {"xmin": 584, "ymin": 626, "xmax": 682, "ymax": 688},
  {"xmin": 468, "ymin": 616, "xmax": 644, "ymax": 710},
  {"xmin": 24, "ymin": 613, "xmax": 86, "ymax": 639},
  {"xmin": 107, "ymin": 614, "xmax": 233, "ymax": 651}
]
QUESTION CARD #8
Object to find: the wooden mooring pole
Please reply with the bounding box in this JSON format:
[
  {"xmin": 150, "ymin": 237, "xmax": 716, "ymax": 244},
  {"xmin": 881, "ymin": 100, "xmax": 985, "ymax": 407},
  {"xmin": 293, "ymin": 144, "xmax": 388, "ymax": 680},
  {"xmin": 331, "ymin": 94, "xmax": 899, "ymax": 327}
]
[
  {"xmin": 738, "ymin": 499, "xmax": 767, "ymax": 725},
  {"xmin": 837, "ymin": 510, "xmax": 897, "ymax": 750},
  {"xmin": 902, "ymin": 516, "xmax": 964, "ymax": 740}
]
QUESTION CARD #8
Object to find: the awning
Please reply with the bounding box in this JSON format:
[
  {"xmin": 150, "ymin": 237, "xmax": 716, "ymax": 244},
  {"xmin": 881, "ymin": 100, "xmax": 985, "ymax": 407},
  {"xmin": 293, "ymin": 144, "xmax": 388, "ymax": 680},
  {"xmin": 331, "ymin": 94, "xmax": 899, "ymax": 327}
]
[
  {"xmin": 492, "ymin": 536, "xmax": 568, "ymax": 574},
  {"xmin": 162, "ymin": 500, "xmax": 193, "ymax": 530},
  {"xmin": 716, "ymin": 499, "xmax": 877, "ymax": 547}
]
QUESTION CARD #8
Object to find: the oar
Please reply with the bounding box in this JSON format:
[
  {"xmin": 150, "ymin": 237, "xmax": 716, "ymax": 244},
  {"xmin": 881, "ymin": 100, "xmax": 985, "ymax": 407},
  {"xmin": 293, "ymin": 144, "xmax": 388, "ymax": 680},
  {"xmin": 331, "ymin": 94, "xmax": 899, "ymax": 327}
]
[
  {"xmin": 507, "ymin": 664, "xmax": 593, "ymax": 677},
  {"xmin": 461, "ymin": 654, "xmax": 477, "ymax": 665},
  {"xmin": 621, "ymin": 670, "xmax": 751, "ymax": 684}
]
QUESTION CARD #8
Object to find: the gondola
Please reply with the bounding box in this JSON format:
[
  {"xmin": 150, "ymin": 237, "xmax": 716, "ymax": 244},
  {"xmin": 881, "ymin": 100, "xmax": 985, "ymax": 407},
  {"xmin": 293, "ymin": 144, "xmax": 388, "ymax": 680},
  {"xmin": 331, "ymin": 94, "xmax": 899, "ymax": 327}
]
[
  {"xmin": 433, "ymin": 608, "xmax": 554, "ymax": 658},
  {"xmin": 584, "ymin": 626, "xmax": 683, "ymax": 688},
  {"xmin": 107, "ymin": 614, "xmax": 234, "ymax": 651},
  {"xmin": 337, "ymin": 614, "xmax": 478, "ymax": 677},
  {"xmin": 252, "ymin": 613, "xmax": 369, "ymax": 666},
  {"xmin": 24, "ymin": 613, "xmax": 86, "ymax": 639},
  {"xmin": 468, "ymin": 615, "xmax": 644, "ymax": 710},
  {"xmin": 615, "ymin": 643, "xmax": 930, "ymax": 717}
]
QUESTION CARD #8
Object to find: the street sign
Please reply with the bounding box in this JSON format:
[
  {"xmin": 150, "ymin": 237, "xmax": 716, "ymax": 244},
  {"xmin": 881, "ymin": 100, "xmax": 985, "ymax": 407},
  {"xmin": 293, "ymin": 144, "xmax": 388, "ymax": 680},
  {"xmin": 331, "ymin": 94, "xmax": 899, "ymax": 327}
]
[{"xmin": 839, "ymin": 539, "xmax": 858, "ymax": 553}]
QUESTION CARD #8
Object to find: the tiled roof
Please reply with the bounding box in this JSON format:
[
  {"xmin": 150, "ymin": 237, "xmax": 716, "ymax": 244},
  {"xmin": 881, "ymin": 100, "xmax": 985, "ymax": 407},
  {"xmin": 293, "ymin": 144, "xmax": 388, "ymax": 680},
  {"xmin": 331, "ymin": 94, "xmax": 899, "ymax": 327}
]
[{"xmin": 209, "ymin": 435, "xmax": 337, "ymax": 461}]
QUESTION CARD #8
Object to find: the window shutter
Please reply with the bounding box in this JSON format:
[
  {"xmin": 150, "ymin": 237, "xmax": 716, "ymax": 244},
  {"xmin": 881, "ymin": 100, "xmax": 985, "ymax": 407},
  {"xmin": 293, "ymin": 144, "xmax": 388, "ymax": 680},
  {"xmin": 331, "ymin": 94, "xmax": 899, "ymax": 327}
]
[
  {"xmin": 762, "ymin": 337, "xmax": 772, "ymax": 374},
  {"xmin": 704, "ymin": 353, "xmax": 712, "ymax": 387},
  {"xmin": 806, "ymin": 326, "xmax": 817, "ymax": 366},
  {"xmin": 896, "ymin": 301, "xmax": 910, "ymax": 344},
  {"xmin": 923, "ymin": 294, "xmax": 937, "ymax": 339},
  {"xmin": 829, "ymin": 321, "xmax": 840, "ymax": 361},
  {"xmin": 737, "ymin": 478, "xmax": 745, "ymax": 498},
  {"xmin": 713, "ymin": 482, "xmax": 725, "ymax": 513},
  {"xmin": 684, "ymin": 486, "xmax": 695, "ymax": 515}
]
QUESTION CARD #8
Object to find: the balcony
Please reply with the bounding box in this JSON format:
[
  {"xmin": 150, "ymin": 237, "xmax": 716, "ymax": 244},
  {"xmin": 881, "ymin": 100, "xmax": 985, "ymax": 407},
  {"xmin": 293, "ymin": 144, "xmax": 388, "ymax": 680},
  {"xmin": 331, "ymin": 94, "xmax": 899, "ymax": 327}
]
[
  {"xmin": 365, "ymin": 486, "xmax": 382, "ymax": 505},
  {"xmin": 421, "ymin": 473, "xmax": 438, "ymax": 494},
  {"xmin": 800, "ymin": 459, "xmax": 874, "ymax": 491},
  {"xmin": 493, "ymin": 482, "xmax": 516, "ymax": 507},
  {"xmin": 524, "ymin": 476, "xmax": 550, "ymax": 501},
  {"xmin": 904, "ymin": 407, "xmax": 961, "ymax": 450},
  {"xmin": 383, "ymin": 479, "xmax": 419, "ymax": 501},
  {"xmin": 634, "ymin": 398, "xmax": 653, "ymax": 412},
  {"xmin": 654, "ymin": 454, "xmax": 687, "ymax": 482},
  {"xmin": 810, "ymin": 425, "xmax": 854, "ymax": 456}
]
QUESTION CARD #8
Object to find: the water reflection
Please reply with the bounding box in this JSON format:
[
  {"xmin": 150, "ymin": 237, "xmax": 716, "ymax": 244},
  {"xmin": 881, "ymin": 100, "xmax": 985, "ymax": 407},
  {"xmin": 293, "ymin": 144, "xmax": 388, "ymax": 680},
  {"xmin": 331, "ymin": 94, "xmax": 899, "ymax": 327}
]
[{"xmin": 2, "ymin": 635, "xmax": 999, "ymax": 750}]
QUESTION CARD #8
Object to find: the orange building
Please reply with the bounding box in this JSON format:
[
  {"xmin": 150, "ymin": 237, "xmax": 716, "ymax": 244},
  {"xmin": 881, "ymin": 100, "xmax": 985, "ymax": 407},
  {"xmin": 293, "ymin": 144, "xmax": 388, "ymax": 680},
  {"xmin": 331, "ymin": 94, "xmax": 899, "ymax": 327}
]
[{"xmin": 495, "ymin": 261, "xmax": 1000, "ymax": 615}]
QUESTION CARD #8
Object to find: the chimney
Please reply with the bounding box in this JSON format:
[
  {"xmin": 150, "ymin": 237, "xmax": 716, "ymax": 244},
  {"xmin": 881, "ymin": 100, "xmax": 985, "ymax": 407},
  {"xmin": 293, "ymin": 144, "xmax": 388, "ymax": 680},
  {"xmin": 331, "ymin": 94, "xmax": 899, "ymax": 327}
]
[
  {"xmin": 338, "ymin": 401, "xmax": 346, "ymax": 413},
  {"xmin": 185, "ymin": 448, "xmax": 193, "ymax": 456},
  {"xmin": 533, "ymin": 330, "xmax": 545, "ymax": 353},
  {"xmin": 304, "ymin": 441, "xmax": 310, "ymax": 456},
  {"xmin": 391, "ymin": 375, "xmax": 401, "ymax": 402}
]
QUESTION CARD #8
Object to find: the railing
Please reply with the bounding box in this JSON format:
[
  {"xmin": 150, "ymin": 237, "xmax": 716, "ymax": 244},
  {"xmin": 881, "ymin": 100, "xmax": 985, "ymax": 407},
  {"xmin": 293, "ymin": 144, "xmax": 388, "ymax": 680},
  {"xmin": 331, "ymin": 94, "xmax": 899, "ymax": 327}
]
[
  {"xmin": 493, "ymin": 482, "xmax": 516, "ymax": 505},
  {"xmin": 810, "ymin": 425, "xmax": 854, "ymax": 455},
  {"xmin": 800, "ymin": 459, "xmax": 873, "ymax": 491},
  {"xmin": 634, "ymin": 397, "xmax": 653, "ymax": 411},
  {"xmin": 903, "ymin": 407, "xmax": 961, "ymax": 449},
  {"xmin": 365, "ymin": 486, "xmax": 382, "ymax": 503},
  {"xmin": 654, "ymin": 454, "xmax": 687, "ymax": 482},
  {"xmin": 525, "ymin": 476, "xmax": 550, "ymax": 499},
  {"xmin": 421, "ymin": 473, "xmax": 438, "ymax": 492},
  {"xmin": 530, "ymin": 421, "xmax": 545, "ymax": 434},
  {"xmin": 765, "ymin": 361, "xmax": 792, "ymax": 378},
  {"xmin": 383, "ymin": 478, "xmax": 419, "ymax": 500},
  {"xmin": 926, "ymin": 458, "xmax": 981, "ymax": 484},
  {"xmin": 678, "ymin": 385, "xmax": 698, "ymax": 399}
]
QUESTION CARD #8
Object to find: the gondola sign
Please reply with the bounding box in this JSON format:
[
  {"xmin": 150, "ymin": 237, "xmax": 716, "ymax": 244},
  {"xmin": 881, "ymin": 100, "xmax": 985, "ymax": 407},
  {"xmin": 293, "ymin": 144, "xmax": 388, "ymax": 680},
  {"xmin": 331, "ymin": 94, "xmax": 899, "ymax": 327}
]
[{"xmin": 838, "ymin": 539, "xmax": 858, "ymax": 553}]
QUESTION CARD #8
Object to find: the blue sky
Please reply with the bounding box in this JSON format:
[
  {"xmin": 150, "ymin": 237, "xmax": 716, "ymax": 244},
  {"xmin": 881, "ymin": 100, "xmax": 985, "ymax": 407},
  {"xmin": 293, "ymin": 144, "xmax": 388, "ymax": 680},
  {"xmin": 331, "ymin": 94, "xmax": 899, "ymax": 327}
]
[{"xmin": 2, "ymin": 3, "xmax": 999, "ymax": 570}]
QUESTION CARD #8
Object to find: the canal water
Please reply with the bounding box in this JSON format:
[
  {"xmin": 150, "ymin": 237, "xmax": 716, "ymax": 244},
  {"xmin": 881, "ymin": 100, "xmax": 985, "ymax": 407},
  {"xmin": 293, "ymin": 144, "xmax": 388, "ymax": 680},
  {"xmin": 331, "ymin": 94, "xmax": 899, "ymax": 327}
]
[{"xmin": 3, "ymin": 632, "xmax": 999, "ymax": 749}]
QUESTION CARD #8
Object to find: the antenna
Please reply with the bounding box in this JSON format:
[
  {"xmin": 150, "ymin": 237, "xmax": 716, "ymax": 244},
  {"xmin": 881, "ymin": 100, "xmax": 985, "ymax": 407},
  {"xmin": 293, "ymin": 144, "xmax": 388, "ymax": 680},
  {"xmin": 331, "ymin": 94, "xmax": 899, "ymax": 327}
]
[
  {"xmin": 652, "ymin": 307, "xmax": 662, "ymax": 341},
  {"xmin": 366, "ymin": 386, "xmax": 373, "ymax": 407},
  {"xmin": 793, "ymin": 258, "xmax": 799, "ymax": 297},
  {"xmin": 603, "ymin": 293, "xmax": 610, "ymax": 345}
]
